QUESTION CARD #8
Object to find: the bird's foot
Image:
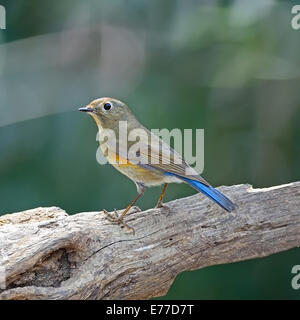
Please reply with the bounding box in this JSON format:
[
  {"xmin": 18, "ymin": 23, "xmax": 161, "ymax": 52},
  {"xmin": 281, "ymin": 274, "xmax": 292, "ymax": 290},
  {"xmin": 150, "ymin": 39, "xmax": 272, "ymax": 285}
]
[
  {"xmin": 130, "ymin": 206, "xmax": 142, "ymax": 214},
  {"xmin": 155, "ymin": 203, "xmax": 171, "ymax": 215},
  {"xmin": 103, "ymin": 209, "xmax": 135, "ymax": 235}
]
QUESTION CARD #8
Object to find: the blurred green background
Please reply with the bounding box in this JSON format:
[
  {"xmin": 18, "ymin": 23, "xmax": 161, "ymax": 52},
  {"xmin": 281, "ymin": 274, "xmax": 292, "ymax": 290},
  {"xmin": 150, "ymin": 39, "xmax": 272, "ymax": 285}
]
[{"xmin": 0, "ymin": 0, "xmax": 299, "ymax": 299}]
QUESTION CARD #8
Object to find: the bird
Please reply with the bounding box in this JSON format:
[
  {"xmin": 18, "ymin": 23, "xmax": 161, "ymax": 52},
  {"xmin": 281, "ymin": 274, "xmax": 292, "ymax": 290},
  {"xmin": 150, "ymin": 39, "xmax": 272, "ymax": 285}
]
[{"xmin": 79, "ymin": 97, "xmax": 236, "ymax": 233}]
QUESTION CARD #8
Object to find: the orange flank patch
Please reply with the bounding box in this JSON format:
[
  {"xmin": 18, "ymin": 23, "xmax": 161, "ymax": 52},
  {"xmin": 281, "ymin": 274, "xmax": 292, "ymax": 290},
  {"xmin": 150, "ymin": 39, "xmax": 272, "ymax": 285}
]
[
  {"xmin": 106, "ymin": 151, "xmax": 139, "ymax": 168},
  {"xmin": 105, "ymin": 150, "xmax": 165, "ymax": 184},
  {"xmin": 115, "ymin": 153, "xmax": 137, "ymax": 167}
]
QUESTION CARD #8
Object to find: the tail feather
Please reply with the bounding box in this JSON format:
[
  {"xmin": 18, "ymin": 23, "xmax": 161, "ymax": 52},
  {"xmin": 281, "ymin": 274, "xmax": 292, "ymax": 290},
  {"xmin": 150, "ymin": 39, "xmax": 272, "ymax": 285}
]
[{"xmin": 166, "ymin": 172, "xmax": 236, "ymax": 212}]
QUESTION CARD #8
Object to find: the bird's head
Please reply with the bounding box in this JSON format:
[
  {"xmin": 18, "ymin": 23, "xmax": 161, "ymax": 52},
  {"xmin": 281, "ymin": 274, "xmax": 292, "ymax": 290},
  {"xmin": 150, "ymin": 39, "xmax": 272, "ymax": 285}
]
[{"xmin": 79, "ymin": 97, "xmax": 136, "ymax": 130}]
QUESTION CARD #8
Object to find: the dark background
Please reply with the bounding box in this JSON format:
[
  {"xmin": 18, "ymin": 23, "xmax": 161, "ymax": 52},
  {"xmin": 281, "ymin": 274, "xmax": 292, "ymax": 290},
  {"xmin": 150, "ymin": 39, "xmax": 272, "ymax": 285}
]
[{"xmin": 0, "ymin": 0, "xmax": 299, "ymax": 299}]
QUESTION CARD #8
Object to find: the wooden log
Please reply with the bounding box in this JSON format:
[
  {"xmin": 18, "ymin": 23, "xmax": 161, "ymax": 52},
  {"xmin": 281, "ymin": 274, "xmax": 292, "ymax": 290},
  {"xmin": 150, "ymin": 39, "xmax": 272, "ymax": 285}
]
[{"xmin": 0, "ymin": 182, "xmax": 299, "ymax": 300}]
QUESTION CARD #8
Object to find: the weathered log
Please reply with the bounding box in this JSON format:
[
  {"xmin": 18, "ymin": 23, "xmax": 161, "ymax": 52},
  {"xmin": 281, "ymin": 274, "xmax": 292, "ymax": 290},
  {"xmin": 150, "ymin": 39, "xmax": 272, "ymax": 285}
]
[{"xmin": 0, "ymin": 182, "xmax": 299, "ymax": 300}]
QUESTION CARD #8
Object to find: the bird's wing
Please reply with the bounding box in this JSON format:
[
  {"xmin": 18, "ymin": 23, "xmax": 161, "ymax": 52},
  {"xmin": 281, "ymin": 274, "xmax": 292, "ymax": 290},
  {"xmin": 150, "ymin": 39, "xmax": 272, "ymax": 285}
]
[
  {"xmin": 102, "ymin": 127, "xmax": 210, "ymax": 186},
  {"xmin": 141, "ymin": 132, "xmax": 210, "ymax": 186},
  {"xmin": 136, "ymin": 129, "xmax": 211, "ymax": 187}
]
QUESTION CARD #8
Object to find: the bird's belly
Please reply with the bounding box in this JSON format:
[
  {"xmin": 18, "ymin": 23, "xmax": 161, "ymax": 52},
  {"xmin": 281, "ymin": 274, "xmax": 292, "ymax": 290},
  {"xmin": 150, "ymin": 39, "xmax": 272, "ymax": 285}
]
[
  {"xmin": 112, "ymin": 162, "xmax": 167, "ymax": 186},
  {"xmin": 104, "ymin": 149, "xmax": 177, "ymax": 186}
]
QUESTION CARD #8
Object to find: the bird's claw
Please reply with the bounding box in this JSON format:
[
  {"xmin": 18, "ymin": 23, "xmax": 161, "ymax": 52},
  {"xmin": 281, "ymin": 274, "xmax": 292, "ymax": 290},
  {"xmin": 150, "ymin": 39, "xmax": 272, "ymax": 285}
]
[
  {"xmin": 156, "ymin": 203, "xmax": 171, "ymax": 216},
  {"xmin": 103, "ymin": 209, "xmax": 135, "ymax": 235},
  {"xmin": 130, "ymin": 206, "xmax": 142, "ymax": 214}
]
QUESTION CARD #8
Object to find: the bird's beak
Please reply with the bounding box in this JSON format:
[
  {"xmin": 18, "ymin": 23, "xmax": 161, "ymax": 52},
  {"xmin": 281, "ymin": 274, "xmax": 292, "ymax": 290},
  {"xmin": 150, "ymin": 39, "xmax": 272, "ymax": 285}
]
[{"xmin": 78, "ymin": 106, "xmax": 93, "ymax": 113}]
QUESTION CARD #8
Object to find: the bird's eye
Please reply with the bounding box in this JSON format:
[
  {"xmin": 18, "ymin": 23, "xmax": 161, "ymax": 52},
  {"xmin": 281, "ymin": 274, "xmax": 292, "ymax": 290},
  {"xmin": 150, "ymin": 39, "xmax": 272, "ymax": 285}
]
[{"xmin": 103, "ymin": 103, "xmax": 112, "ymax": 111}]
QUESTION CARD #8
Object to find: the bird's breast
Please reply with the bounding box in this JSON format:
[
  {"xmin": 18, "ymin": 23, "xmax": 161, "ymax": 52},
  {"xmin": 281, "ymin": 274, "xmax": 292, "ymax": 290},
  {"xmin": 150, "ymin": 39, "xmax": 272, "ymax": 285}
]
[{"xmin": 99, "ymin": 144, "xmax": 167, "ymax": 186}]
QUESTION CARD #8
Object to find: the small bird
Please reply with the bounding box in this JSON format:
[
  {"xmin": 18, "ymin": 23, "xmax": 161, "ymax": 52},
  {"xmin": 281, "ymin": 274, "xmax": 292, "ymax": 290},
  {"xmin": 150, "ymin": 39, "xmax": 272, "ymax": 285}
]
[{"xmin": 79, "ymin": 97, "xmax": 236, "ymax": 233}]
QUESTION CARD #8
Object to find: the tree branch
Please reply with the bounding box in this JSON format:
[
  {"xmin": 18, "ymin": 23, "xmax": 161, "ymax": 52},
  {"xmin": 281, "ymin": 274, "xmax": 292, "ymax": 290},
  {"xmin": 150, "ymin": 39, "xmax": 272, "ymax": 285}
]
[{"xmin": 0, "ymin": 182, "xmax": 299, "ymax": 300}]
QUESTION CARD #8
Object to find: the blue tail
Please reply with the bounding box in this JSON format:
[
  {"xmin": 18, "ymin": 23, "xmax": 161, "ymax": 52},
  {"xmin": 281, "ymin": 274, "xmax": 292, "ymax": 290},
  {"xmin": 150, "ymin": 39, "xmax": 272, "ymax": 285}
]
[{"xmin": 166, "ymin": 173, "xmax": 236, "ymax": 212}]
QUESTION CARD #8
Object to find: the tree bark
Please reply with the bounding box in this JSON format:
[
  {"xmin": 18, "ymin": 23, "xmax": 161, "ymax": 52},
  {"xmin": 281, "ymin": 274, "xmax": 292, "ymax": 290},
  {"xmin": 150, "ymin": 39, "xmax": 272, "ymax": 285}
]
[{"xmin": 0, "ymin": 182, "xmax": 299, "ymax": 300}]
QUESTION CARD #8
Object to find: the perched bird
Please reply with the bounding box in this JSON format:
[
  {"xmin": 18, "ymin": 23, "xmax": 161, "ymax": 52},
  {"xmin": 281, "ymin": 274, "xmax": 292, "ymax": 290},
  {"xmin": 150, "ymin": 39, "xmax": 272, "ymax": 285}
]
[{"xmin": 79, "ymin": 97, "xmax": 236, "ymax": 233}]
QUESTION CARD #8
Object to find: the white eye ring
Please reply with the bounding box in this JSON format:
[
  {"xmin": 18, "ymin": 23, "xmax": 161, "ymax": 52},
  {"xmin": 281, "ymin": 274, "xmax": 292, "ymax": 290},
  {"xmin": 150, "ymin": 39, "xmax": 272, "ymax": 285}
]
[{"xmin": 103, "ymin": 102, "xmax": 112, "ymax": 111}]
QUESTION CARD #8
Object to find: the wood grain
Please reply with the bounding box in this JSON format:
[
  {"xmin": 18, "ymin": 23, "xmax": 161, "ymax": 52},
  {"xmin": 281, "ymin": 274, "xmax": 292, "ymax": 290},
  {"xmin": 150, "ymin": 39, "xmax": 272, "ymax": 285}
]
[{"xmin": 0, "ymin": 182, "xmax": 299, "ymax": 300}]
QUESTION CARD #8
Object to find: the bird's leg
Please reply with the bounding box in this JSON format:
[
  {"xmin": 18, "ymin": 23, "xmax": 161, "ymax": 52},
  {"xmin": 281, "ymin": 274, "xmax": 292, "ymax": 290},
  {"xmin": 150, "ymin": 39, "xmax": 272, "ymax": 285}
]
[
  {"xmin": 103, "ymin": 184, "xmax": 146, "ymax": 234},
  {"xmin": 155, "ymin": 183, "xmax": 170, "ymax": 215}
]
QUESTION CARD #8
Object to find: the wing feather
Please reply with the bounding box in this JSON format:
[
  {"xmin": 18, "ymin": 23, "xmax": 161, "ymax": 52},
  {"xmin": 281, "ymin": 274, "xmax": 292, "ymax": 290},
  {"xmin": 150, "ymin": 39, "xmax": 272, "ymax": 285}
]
[{"xmin": 101, "ymin": 126, "xmax": 210, "ymax": 186}]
